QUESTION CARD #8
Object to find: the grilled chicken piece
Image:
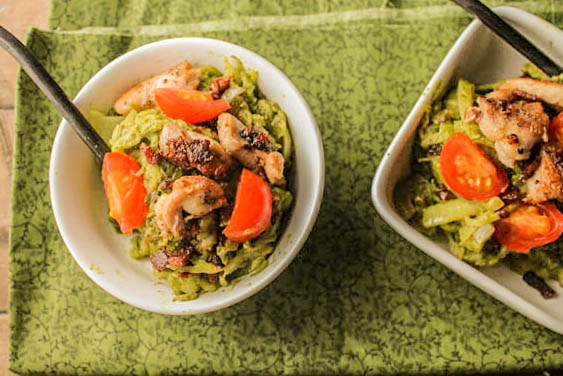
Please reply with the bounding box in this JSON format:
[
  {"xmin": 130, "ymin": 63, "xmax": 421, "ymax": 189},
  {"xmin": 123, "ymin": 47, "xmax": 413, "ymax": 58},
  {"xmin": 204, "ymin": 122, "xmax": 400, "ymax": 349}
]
[
  {"xmin": 217, "ymin": 113, "xmax": 285, "ymax": 185},
  {"xmin": 155, "ymin": 176, "xmax": 226, "ymax": 238},
  {"xmin": 489, "ymin": 78, "xmax": 563, "ymax": 108},
  {"xmin": 232, "ymin": 148, "xmax": 285, "ymax": 185},
  {"xmin": 114, "ymin": 61, "xmax": 202, "ymax": 115},
  {"xmin": 525, "ymin": 145, "xmax": 563, "ymax": 203},
  {"xmin": 159, "ymin": 123, "xmax": 231, "ymax": 178},
  {"xmin": 470, "ymin": 96, "xmax": 549, "ymax": 168}
]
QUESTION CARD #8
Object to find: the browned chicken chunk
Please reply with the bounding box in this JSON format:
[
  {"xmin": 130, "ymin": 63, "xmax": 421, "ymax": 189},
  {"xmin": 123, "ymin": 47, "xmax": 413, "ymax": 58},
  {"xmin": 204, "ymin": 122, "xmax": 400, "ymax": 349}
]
[
  {"xmin": 490, "ymin": 78, "xmax": 563, "ymax": 108},
  {"xmin": 525, "ymin": 144, "xmax": 563, "ymax": 203},
  {"xmin": 114, "ymin": 61, "xmax": 202, "ymax": 115},
  {"xmin": 159, "ymin": 123, "xmax": 231, "ymax": 178},
  {"xmin": 155, "ymin": 176, "xmax": 226, "ymax": 238},
  {"xmin": 217, "ymin": 113, "xmax": 285, "ymax": 185},
  {"xmin": 469, "ymin": 96, "xmax": 549, "ymax": 168}
]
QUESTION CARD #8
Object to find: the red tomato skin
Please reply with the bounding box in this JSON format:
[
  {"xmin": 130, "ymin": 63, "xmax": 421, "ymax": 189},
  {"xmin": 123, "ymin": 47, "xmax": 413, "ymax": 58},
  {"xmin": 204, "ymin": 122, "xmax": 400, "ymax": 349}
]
[
  {"xmin": 223, "ymin": 169, "xmax": 272, "ymax": 243},
  {"xmin": 154, "ymin": 88, "xmax": 231, "ymax": 124},
  {"xmin": 102, "ymin": 152, "xmax": 148, "ymax": 235},
  {"xmin": 494, "ymin": 203, "xmax": 563, "ymax": 253},
  {"xmin": 177, "ymin": 89, "xmax": 213, "ymax": 102},
  {"xmin": 440, "ymin": 132, "xmax": 508, "ymax": 201}
]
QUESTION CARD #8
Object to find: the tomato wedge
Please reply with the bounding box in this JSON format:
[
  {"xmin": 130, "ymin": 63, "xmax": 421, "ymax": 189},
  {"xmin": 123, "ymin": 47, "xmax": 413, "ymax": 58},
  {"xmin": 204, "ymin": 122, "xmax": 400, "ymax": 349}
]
[
  {"xmin": 549, "ymin": 112, "xmax": 563, "ymax": 144},
  {"xmin": 102, "ymin": 152, "xmax": 148, "ymax": 235},
  {"xmin": 176, "ymin": 89, "xmax": 213, "ymax": 102},
  {"xmin": 154, "ymin": 87, "xmax": 231, "ymax": 124},
  {"xmin": 440, "ymin": 132, "xmax": 508, "ymax": 200},
  {"xmin": 223, "ymin": 169, "xmax": 272, "ymax": 243},
  {"xmin": 494, "ymin": 203, "xmax": 563, "ymax": 253}
]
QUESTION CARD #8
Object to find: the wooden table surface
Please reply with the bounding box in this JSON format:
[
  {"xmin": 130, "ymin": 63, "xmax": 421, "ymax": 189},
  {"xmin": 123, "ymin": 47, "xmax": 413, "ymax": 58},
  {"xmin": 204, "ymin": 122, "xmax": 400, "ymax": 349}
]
[{"xmin": 0, "ymin": 1, "xmax": 50, "ymax": 374}]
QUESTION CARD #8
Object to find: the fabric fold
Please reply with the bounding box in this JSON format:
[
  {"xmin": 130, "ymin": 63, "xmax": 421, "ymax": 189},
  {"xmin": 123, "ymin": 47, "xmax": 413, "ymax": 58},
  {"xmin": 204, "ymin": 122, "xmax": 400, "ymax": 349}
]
[{"xmin": 46, "ymin": 0, "xmax": 561, "ymax": 32}]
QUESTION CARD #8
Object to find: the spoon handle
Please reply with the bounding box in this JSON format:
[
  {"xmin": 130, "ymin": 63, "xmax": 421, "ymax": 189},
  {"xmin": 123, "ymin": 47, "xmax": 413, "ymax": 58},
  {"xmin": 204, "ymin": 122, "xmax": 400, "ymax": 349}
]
[
  {"xmin": 0, "ymin": 26, "xmax": 110, "ymax": 163},
  {"xmin": 451, "ymin": 0, "xmax": 563, "ymax": 76}
]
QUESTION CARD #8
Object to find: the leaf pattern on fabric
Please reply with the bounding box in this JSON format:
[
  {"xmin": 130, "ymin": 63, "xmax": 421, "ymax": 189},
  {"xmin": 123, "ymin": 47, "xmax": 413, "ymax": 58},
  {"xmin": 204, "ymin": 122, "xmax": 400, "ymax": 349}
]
[
  {"xmin": 9, "ymin": 3, "xmax": 563, "ymax": 375},
  {"xmin": 47, "ymin": 0, "xmax": 562, "ymax": 31}
]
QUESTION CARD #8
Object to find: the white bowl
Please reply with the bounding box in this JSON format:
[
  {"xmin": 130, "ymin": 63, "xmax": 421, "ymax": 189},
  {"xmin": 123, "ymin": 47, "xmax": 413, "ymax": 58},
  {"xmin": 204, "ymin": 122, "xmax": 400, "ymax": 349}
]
[
  {"xmin": 372, "ymin": 7, "xmax": 563, "ymax": 334},
  {"xmin": 49, "ymin": 38, "xmax": 324, "ymax": 315}
]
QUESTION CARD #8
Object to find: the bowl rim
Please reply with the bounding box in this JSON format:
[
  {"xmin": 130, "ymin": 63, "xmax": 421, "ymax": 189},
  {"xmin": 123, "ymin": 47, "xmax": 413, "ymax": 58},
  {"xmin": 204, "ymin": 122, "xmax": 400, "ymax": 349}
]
[
  {"xmin": 371, "ymin": 6, "xmax": 563, "ymax": 334},
  {"xmin": 49, "ymin": 37, "xmax": 325, "ymax": 315}
]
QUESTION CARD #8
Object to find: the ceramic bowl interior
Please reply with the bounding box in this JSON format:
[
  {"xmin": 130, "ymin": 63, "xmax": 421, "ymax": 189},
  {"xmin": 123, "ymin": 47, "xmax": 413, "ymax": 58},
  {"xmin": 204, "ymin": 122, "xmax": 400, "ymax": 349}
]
[
  {"xmin": 372, "ymin": 7, "xmax": 563, "ymax": 334},
  {"xmin": 50, "ymin": 38, "xmax": 324, "ymax": 315}
]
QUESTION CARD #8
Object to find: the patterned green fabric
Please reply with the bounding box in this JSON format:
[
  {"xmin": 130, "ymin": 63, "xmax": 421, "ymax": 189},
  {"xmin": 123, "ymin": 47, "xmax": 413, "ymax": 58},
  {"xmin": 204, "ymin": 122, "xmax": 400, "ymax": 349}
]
[
  {"xmin": 47, "ymin": 0, "xmax": 562, "ymax": 30},
  {"xmin": 9, "ymin": 1, "xmax": 563, "ymax": 375}
]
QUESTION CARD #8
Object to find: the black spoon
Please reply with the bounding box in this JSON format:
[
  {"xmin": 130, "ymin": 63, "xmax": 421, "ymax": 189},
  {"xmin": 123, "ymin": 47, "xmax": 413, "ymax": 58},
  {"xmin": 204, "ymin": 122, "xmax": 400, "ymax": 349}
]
[
  {"xmin": 451, "ymin": 0, "xmax": 563, "ymax": 76},
  {"xmin": 0, "ymin": 25, "xmax": 110, "ymax": 163}
]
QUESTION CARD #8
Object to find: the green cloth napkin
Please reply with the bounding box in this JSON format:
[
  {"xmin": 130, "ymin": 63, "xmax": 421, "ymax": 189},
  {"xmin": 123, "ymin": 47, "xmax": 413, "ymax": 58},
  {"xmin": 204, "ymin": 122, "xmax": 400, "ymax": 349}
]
[
  {"xmin": 46, "ymin": 0, "xmax": 562, "ymax": 31},
  {"xmin": 9, "ymin": 1, "xmax": 563, "ymax": 375}
]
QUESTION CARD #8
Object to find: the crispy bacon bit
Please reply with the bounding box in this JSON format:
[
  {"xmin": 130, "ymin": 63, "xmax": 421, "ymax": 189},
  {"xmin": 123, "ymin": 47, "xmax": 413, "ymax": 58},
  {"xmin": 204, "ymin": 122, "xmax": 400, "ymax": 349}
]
[
  {"xmin": 166, "ymin": 247, "xmax": 193, "ymax": 267},
  {"xmin": 186, "ymin": 221, "xmax": 200, "ymax": 239},
  {"xmin": 271, "ymin": 194, "xmax": 281, "ymax": 218},
  {"xmin": 436, "ymin": 184, "xmax": 455, "ymax": 201},
  {"xmin": 483, "ymin": 239, "xmax": 501, "ymax": 254},
  {"xmin": 219, "ymin": 206, "xmax": 233, "ymax": 227},
  {"xmin": 140, "ymin": 142, "xmax": 161, "ymax": 164},
  {"xmin": 427, "ymin": 144, "xmax": 442, "ymax": 156},
  {"xmin": 218, "ymin": 234, "xmax": 228, "ymax": 246},
  {"xmin": 523, "ymin": 271, "xmax": 556, "ymax": 298},
  {"xmin": 151, "ymin": 248, "xmax": 168, "ymax": 272},
  {"xmin": 201, "ymin": 118, "xmax": 218, "ymax": 129},
  {"xmin": 151, "ymin": 247, "xmax": 194, "ymax": 271},
  {"xmin": 209, "ymin": 77, "xmax": 230, "ymax": 99},
  {"xmin": 498, "ymin": 185, "xmax": 521, "ymax": 204},
  {"xmin": 207, "ymin": 273, "xmax": 220, "ymax": 284},
  {"xmin": 178, "ymin": 271, "xmax": 189, "ymax": 279},
  {"xmin": 496, "ymin": 208, "xmax": 510, "ymax": 218},
  {"xmin": 207, "ymin": 251, "xmax": 223, "ymax": 266}
]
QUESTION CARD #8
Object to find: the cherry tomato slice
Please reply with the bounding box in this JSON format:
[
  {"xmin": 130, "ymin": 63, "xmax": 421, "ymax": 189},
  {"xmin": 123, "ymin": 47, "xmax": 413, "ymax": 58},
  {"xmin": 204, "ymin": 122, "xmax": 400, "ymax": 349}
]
[
  {"xmin": 154, "ymin": 87, "xmax": 231, "ymax": 124},
  {"xmin": 223, "ymin": 169, "xmax": 272, "ymax": 243},
  {"xmin": 102, "ymin": 152, "xmax": 148, "ymax": 235},
  {"xmin": 494, "ymin": 203, "xmax": 563, "ymax": 253},
  {"xmin": 177, "ymin": 89, "xmax": 213, "ymax": 102},
  {"xmin": 440, "ymin": 132, "xmax": 508, "ymax": 200},
  {"xmin": 549, "ymin": 112, "xmax": 563, "ymax": 144}
]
